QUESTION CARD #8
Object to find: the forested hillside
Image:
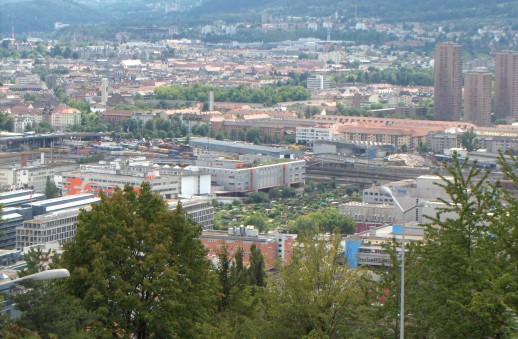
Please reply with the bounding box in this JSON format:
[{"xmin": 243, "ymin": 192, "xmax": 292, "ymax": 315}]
[
  {"xmin": 0, "ymin": 0, "xmax": 104, "ymax": 34},
  {"xmin": 193, "ymin": 0, "xmax": 518, "ymax": 21}
]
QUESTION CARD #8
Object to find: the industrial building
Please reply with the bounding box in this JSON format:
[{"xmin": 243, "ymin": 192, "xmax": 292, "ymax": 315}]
[
  {"xmin": 195, "ymin": 156, "xmax": 305, "ymax": 194},
  {"xmin": 312, "ymin": 140, "xmax": 398, "ymax": 158},
  {"xmin": 189, "ymin": 138, "xmax": 303, "ymax": 159}
]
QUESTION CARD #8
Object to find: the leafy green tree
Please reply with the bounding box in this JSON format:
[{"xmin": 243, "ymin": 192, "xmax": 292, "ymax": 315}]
[
  {"xmin": 267, "ymin": 233, "xmax": 371, "ymax": 337},
  {"xmin": 0, "ymin": 111, "xmax": 14, "ymax": 131},
  {"xmin": 44, "ymin": 177, "xmax": 59, "ymax": 199},
  {"xmin": 292, "ymin": 208, "xmax": 356, "ymax": 234},
  {"xmin": 244, "ymin": 212, "xmax": 267, "ymax": 233},
  {"xmin": 406, "ymin": 155, "xmax": 517, "ymax": 337},
  {"xmin": 248, "ymin": 244, "xmax": 265, "ymax": 287},
  {"xmin": 460, "ymin": 130, "xmax": 479, "ymax": 152},
  {"xmin": 62, "ymin": 183, "xmax": 217, "ymax": 338}
]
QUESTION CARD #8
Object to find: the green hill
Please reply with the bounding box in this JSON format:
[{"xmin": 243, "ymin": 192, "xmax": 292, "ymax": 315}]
[
  {"xmin": 191, "ymin": 0, "xmax": 518, "ymax": 22},
  {"xmin": 0, "ymin": 0, "xmax": 105, "ymax": 34}
]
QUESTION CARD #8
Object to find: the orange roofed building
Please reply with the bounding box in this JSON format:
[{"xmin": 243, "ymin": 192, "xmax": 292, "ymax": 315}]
[{"xmin": 200, "ymin": 227, "xmax": 295, "ymax": 270}]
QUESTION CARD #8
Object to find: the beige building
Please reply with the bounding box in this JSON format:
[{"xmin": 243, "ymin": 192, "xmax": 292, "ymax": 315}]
[
  {"xmin": 494, "ymin": 51, "xmax": 518, "ymax": 120},
  {"xmin": 464, "ymin": 70, "xmax": 492, "ymax": 127},
  {"xmin": 434, "ymin": 42, "xmax": 462, "ymax": 121},
  {"xmin": 51, "ymin": 104, "xmax": 81, "ymax": 130}
]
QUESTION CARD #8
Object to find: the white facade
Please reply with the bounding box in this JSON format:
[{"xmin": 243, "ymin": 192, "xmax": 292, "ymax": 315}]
[
  {"xmin": 16, "ymin": 209, "xmax": 80, "ymax": 250},
  {"xmin": 180, "ymin": 174, "xmax": 211, "ymax": 195},
  {"xmin": 307, "ymin": 75, "xmax": 330, "ymax": 91},
  {"xmin": 339, "ymin": 202, "xmax": 396, "ymax": 224},
  {"xmin": 198, "ymin": 160, "xmax": 305, "ymax": 193},
  {"xmin": 0, "ymin": 163, "xmax": 79, "ymax": 192},
  {"xmin": 13, "ymin": 115, "xmax": 43, "ymax": 133},
  {"xmin": 296, "ymin": 126, "xmax": 338, "ymax": 143},
  {"xmin": 361, "ymin": 175, "xmax": 456, "ymax": 223}
]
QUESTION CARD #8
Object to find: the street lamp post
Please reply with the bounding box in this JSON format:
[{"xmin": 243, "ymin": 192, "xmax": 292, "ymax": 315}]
[
  {"xmin": 380, "ymin": 186, "xmax": 430, "ymax": 339},
  {"xmin": 0, "ymin": 269, "xmax": 70, "ymax": 293}
]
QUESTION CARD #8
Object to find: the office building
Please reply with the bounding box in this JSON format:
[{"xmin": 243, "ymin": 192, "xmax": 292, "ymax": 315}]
[
  {"xmin": 434, "ymin": 42, "xmax": 462, "ymax": 121},
  {"xmin": 168, "ymin": 199, "xmax": 214, "ymax": 229},
  {"xmin": 295, "ymin": 126, "xmax": 340, "ymax": 144},
  {"xmin": 464, "ymin": 70, "xmax": 492, "ymax": 127},
  {"xmin": 307, "ymin": 75, "xmax": 330, "ymax": 91},
  {"xmin": 494, "ymin": 51, "xmax": 518, "ymax": 120},
  {"xmin": 16, "ymin": 209, "xmax": 81, "ymax": 250}
]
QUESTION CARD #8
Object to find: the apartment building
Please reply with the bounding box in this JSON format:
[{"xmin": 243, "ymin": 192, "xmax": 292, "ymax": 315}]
[
  {"xmin": 434, "ymin": 42, "xmax": 462, "ymax": 121},
  {"xmin": 494, "ymin": 51, "xmax": 518, "ymax": 120},
  {"xmin": 464, "ymin": 70, "xmax": 492, "ymax": 127}
]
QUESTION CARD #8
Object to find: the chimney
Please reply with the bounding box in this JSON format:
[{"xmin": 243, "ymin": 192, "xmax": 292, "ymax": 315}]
[{"xmin": 21, "ymin": 153, "xmax": 28, "ymax": 167}]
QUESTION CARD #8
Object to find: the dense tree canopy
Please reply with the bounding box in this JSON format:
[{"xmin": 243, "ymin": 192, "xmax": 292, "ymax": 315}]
[
  {"xmin": 405, "ymin": 155, "xmax": 518, "ymax": 337},
  {"xmin": 154, "ymin": 83, "xmax": 310, "ymax": 106},
  {"xmin": 292, "ymin": 208, "xmax": 356, "ymax": 234},
  {"xmin": 61, "ymin": 183, "xmax": 217, "ymax": 337}
]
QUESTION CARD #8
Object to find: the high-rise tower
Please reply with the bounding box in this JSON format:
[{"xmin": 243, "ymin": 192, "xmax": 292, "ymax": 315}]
[
  {"xmin": 494, "ymin": 51, "xmax": 518, "ymax": 120},
  {"xmin": 101, "ymin": 78, "xmax": 109, "ymax": 104},
  {"xmin": 464, "ymin": 70, "xmax": 492, "ymax": 127},
  {"xmin": 434, "ymin": 42, "xmax": 462, "ymax": 121}
]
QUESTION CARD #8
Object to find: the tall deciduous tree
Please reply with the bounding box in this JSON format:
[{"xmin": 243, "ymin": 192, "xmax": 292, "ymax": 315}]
[
  {"xmin": 292, "ymin": 208, "xmax": 356, "ymax": 234},
  {"xmin": 44, "ymin": 177, "xmax": 59, "ymax": 199},
  {"xmin": 62, "ymin": 183, "xmax": 217, "ymax": 338},
  {"xmin": 406, "ymin": 155, "xmax": 517, "ymax": 337},
  {"xmin": 267, "ymin": 233, "xmax": 371, "ymax": 338},
  {"xmin": 460, "ymin": 130, "xmax": 479, "ymax": 152}
]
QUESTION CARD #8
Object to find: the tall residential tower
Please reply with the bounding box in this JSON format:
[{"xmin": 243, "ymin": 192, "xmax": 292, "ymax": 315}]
[
  {"xmin": 494, "ymin": 51, "xmax": 518, "ymax": 120},
  {"xmin": 434, "ymin": 42, "xmax": 462, "ymax": 121},
  {"xmin": 464, "ymin": 70, "xmax": 492, "ymax": 127}
]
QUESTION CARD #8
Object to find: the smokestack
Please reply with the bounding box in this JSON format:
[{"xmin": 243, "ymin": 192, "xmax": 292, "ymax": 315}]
[{"xmin": 41, "ymin": 152, "xmax": 45, "ymax": 165}]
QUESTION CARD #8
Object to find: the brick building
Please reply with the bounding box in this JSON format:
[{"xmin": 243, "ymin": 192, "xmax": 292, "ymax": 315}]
[{"xmin": 200, "ymin": 227, "xmax": 294, "ymax": 270}]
